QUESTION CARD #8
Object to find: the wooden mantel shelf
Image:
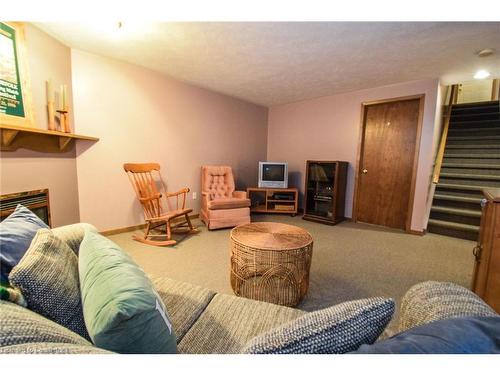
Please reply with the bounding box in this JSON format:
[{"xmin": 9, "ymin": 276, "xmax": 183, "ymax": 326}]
[{"xmin": 0, "ymin": 124, "xmax": 99, "ymax": 153}]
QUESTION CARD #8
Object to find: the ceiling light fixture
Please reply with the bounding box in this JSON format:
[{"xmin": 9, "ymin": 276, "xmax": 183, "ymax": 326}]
[
  {"xmin": 474, "ymin": 70, "xmax": 491, "ymax": 79},
  {"xmin": 477, "ymin": 48, "xmax": 495, "ymax": 58}
]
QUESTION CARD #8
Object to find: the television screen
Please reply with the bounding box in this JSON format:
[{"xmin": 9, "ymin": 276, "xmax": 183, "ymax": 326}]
[{"xmin": 263, "ymin": 164, "xmax": 285, "ymax": 181}]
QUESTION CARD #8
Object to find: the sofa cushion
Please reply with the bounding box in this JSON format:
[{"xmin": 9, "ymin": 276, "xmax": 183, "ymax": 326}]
[
  {"xmin": 8, "ymin": 229, "xmax": 90, "ymax": 340},
  {"xmin": 79, "ymin": 231, "xmax": 177, "ymax": 354},
  {"xmin": 0, "ymin": 300, "xmax": 91, "ymax": 348},
  {"xmin": 0, "ymin": 342, "xmax": 112, "ymax": 354},
  {"xmin": 242, "ymin": 297, "xmax": 394, "ymax": 354},
  {"xmin": 208, "ymin": 197, "xmax": 251, "ymax": 210},
  {"xmin": 178, "ymin": 293, "xmax": 304, "ymax": 354},
  {"xmin": 354, "ymin": 316, "xmax": 500, "ymax": 354},
  {"xmin": 51, "ymin": 223, "xmax": 98, "ymax": 255},
  {"xmin": 0, "ymin": 204, "xmax": 48, "ymax": 283},
  {"xmin": 399, "ymin": 281, "xmax": 498, "ymax": 332},
  {"xmin": 151, "ymin": 277, "xmax": 216, "ymax": 343}
]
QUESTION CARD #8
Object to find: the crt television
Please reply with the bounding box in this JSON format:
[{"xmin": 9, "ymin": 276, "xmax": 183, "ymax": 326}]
[{"xmin": 258, "ymin": 162, "xmax": 288, "ymax": 189}]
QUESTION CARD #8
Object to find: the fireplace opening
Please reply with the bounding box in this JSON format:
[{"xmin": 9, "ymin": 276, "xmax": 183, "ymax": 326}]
[{"xmin": 0, "ymin": 189, "xmax": 51, "ymax": 227}]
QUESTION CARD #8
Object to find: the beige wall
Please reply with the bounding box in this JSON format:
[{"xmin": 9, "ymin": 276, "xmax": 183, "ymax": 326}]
[
  {"xmin": 0, "ymin": 24, "xmax": 80, "ymax": 227},
  {"xmin": 267, "ymin": 78, "xmax": 440, "ymax": 232},
  {"xmin": 72, "ymin": 50, "xmax": 268, "ymax": 231}
]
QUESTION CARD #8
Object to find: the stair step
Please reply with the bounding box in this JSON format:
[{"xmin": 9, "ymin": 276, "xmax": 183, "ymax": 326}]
[
  {"xmin": 442, "ymin": 162, "xmax": 500, "ymax": 169},
  {"xmin": 448, "ymin": 126, "xmax": 500, "ymax": 133},
  {"xmin": 437, "ymin": 183, "xmax": 487, "ymax": 191},
  {"xmin": 452, "ymin": 105, "xmax": 499, "ymax": 114},
  {"xmin": 447, "ymin": 135, "xmax": 500, "ymax": 141},
  {"xmin": 440, "ymin": 173, "xmax": 500, "ymax": 181},
  {"xmin": 451, "ymin": 113, "xmax": 500, "ymax": 122},
  {"xmin": 446, "ymin": 144, "xmax": 500, "ymax": 149},
  {"xmin": 433, "ymin": 193, "xmax": 482, "ymax": 204},
  {"xmin": 452, "ymin": 100, "xmax": 499, "ymax": 108},
  {"xmin": 443, "ymin": 153, "xmax": 500, "ymax": 159},
  {"xmin": 427, "ymin": 219, "xmax": 479, "ymax": 233},
  {"xmin": 450, "ymin": 119, "xmax": 500, "ymax": 126},
  {"xmin": 441, "ymin": 168, "xmax": 500, "ymax": 176},
  {"xmin": 431, "ymin": 205, "xmax": 482, "ymax": 217}
]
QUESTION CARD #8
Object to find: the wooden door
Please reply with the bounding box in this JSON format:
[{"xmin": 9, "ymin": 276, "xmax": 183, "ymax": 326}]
[{"xmin": 355, "ymin": 97, "xmax": 423, "ymax": 230}]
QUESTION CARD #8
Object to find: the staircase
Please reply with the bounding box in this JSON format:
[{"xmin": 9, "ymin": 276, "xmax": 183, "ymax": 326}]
[{"xmin": 428, "ymin": 100, "xmax": 500, "ymax": 241}]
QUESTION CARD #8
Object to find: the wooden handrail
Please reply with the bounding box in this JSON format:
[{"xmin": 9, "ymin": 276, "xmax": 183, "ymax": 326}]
[
  {"xmin": 432, "ymin": 84, "xmax": 459, "ymax": 184},
  {"xmin": 492, "ymin": 78, "xmax": 500, "ymax": 101}
]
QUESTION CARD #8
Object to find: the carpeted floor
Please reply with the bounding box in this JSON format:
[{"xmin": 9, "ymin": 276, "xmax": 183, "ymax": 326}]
[{"xmin": 108, "ymin": 215, "xmax": 475, "ymax": 331}]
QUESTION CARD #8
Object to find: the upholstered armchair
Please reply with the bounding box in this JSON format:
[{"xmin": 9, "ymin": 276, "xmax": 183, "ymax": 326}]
[{"xmin": 200, "ymin": 166, "xmax": 251, "ymax": 230}]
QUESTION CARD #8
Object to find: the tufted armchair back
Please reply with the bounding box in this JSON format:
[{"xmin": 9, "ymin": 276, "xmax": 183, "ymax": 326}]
[{"xmin": 201, "ymin": 166, "xmax": 236, "ymax": 200}]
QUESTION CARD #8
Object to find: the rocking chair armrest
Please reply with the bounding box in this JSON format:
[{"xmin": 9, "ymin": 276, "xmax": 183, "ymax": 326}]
[
  {"xmin": 139, "ymin": 193, "xmax": 162, "ymax": 202},
  {"xmin": 165, "ymin": 187, "xmax": 190, "ymax": 198}
]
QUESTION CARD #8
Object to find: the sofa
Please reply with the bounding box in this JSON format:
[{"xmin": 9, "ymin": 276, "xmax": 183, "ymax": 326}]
[{"xmin": 1, "ymin": 223, "xmax": 499, "ymax": 354}]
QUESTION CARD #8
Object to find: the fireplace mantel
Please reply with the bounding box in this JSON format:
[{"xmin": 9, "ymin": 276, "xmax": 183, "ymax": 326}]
[{"xmin": 0, "ymin": 124, "xmax": 99, "ymax": 153}]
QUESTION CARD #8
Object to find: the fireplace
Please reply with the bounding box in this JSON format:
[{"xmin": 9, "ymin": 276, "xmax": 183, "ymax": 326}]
[{"xmin": 0, "ymin": 189, "xmax": 51, "ymax": 226}]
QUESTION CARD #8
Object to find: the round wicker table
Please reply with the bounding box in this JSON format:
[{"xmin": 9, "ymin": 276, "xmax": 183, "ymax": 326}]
[{"xmin": 230, "ymin": 222, "xmax": 313, "ymax": 307}]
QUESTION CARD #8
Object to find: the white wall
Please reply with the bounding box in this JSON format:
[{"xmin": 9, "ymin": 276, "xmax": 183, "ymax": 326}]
[{"xmin": 72, "ymin": 50, "xmax": 268, "ymax": 231}]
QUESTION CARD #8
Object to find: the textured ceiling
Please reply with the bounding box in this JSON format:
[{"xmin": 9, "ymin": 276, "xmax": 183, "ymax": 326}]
[{"xmin": 36, "ymin": 22, "xmax": 500, "ymax": 106}]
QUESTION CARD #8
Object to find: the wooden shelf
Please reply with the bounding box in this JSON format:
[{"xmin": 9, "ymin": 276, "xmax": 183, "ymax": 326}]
[
  {"xmin": 247, "ymin": 187, "xmax": 298, "ymax": 216},
  {"xmin": 0, "ymin": 124, "xmax": 99, "ymax": 153}
]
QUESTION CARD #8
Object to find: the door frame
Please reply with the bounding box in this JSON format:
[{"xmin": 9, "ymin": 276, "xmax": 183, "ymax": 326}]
[{"xmin": 352, "ymin": 94, "xmax": 425, "ymax": 233}]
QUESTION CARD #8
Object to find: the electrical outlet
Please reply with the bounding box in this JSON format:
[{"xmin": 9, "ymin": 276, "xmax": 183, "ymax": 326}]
[{"xmin": 192, "ymin": 192, "xmax": 197, "ymax": 200}]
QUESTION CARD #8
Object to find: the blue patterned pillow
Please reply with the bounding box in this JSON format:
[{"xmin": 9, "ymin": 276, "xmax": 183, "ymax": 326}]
[
  {"xmin": 242, "ymin": 297, "xmax": 395, "ymax": 354},
  {"xmin": 353, "ymin": 316, "xmax": 500, "ymax": 354},
  {"xmin": 0, "ymin": 205, "xmax": 48, "ymax": 283}
]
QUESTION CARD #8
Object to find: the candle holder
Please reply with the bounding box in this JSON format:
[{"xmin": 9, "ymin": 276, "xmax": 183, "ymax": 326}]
[
  {"xmin": 56, "ymin": 109, "xmax": 69, "ymax": 133},
  {"xmin": 63, "ymin": 105, "xmax": 71, "ymax": 133}
]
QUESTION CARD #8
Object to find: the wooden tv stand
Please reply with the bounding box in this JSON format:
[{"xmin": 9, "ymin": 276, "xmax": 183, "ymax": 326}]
[{"xmin": 247, "ymin": 187, "xmax": 298, "ymax": 216}]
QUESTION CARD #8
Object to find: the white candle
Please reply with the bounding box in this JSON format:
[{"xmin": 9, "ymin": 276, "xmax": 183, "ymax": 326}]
[
  {"xmin": 59, "ymin": 85, "xmax": 64, "ymax": 110},
  {"xmin": 46, "ymin": 80, "xmax": 53, "ymax": 103},
  {"xmin": 62, "ymin": 85, "xmax": 67, "ymax": 109}
]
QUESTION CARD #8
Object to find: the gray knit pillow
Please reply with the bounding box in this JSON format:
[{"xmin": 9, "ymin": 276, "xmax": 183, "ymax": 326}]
[
  {"xmin": 399, "ymin": 281, "xmax": 498, "ymax": 332},
  {"xmin": 9, "ymin": 229, "xmax": 90, "ymax": 340},
  {"xmin": 0, "ymin": 300, "xmax": 91, "ymax": 347},
  {"xmin": 242, "ymin": 297, "xmax": 395, "ymax": 354},
  {"xmin": 0, "ymin": 343, "xmax": 111, "ymax": 354}
]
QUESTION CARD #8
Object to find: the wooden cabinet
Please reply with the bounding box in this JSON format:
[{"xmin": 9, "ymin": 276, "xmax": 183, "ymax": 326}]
[
  {"xmin": 247, "ymin": 187, "xmax": 298, "ymax": 216},
  {"xmin": 303, "ymin": 161, "xmax": 348, "ymax": 225},
  {"xmin": 471, "ymin": 188, "xmax": 500, "ymax": 313}
]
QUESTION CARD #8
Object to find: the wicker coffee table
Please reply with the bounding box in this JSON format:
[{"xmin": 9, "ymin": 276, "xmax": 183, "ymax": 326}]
[{"xmin": 230, "ymin": 222, "xmax": 313, "ymax": 307}]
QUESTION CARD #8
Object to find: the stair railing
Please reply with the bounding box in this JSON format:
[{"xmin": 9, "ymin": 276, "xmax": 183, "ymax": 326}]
[
  {"xmin": 492, "ymin": 78, "xmax": 500, "ymax": 101},
  {"xmin": 432, "ymin": 84, "xmax": 459, "ymax": 184}
]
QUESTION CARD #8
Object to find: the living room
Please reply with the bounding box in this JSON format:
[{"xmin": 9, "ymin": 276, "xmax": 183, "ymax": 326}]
[{"xmin": 1, "ymin": 0, "xmax": 500, "ymax": 370}]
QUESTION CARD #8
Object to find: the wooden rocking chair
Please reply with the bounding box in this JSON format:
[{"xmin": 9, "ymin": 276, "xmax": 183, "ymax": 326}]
[{"xmin": 123, "ymin": 163, "xmax": 198, "ymax": 246}]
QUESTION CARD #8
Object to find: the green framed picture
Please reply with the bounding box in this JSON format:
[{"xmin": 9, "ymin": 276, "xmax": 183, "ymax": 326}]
[{"xmin": 0, "ymin": 22, "xmax": 33, "ymax": 128}]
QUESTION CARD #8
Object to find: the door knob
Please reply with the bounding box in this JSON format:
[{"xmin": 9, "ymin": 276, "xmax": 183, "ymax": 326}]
[{"xmin": 362, "ymin": 169, "xmax": 368, "ymax": 174}]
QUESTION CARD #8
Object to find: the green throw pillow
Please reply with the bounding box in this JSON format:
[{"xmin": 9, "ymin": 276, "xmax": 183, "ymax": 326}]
[{"xmin": 79, "ymin": 231, "xmax": 177, "ymax": 354}]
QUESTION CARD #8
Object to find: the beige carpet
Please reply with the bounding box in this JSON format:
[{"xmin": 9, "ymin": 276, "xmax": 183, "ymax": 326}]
[{"xmin": 108, "ymin": 215, "xmax": 475, "ymax": 330}]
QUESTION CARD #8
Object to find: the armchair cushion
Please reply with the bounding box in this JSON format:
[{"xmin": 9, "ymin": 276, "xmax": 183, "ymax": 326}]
[{"xmin": 207, "ymin": 197, "xmax": 251, "ymax": 210}]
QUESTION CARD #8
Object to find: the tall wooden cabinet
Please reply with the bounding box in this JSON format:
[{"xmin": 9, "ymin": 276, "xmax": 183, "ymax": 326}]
[
  {"xmin": 302, "ymin": 161, "xmax": 348, "ymax": 225},
  {"xmin": 471, "ymin": 188, "xmax": 500, "ymax": 313}
]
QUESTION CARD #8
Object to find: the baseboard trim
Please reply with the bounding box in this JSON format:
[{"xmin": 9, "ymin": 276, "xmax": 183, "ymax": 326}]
[
  {"xmin": 100, "ymin": 214, "xmax": 200, "ymax": 236},
  {"xmin": 408, "ymin": 229, "xmax": 426, "ymax": 236}
]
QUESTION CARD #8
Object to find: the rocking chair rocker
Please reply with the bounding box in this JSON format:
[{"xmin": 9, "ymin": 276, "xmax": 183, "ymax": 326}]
[{"xmin": 124, "ymin": 163, "xmax": 198, "ymax": 246}]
